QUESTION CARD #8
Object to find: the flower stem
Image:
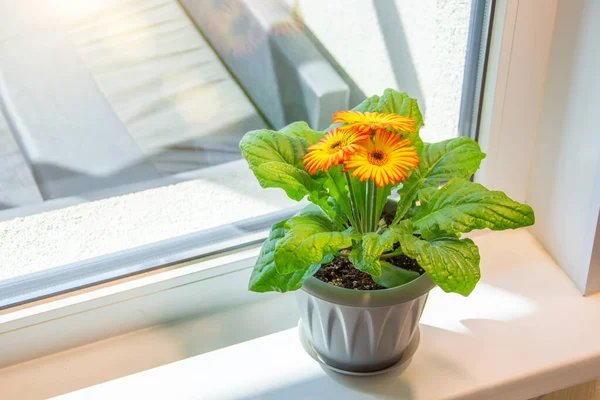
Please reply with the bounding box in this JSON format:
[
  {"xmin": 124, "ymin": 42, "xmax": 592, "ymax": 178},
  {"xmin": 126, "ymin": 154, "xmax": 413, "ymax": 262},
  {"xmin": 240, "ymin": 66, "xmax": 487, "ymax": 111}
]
[
  {"xmin": 371, "ymin": 181, "xmax": 379, "ymax": 232},
  {"xmin": 365, "ymin": 179, "xmax": 377, "ymax": 232},
  {"xmin": 345, "ymin": 173, "xmax": 362, "ymax": 234}
]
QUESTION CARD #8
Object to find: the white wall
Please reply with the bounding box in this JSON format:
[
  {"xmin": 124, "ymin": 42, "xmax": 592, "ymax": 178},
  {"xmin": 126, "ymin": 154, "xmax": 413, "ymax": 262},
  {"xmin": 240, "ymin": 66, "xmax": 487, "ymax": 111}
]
[
  {"xmin": 526, "ymin": 0, "xmax": 600, "ymax": 294},
  {"xmin": 292, "ymin": 0, "xmax": 472, "ymax": 143}
]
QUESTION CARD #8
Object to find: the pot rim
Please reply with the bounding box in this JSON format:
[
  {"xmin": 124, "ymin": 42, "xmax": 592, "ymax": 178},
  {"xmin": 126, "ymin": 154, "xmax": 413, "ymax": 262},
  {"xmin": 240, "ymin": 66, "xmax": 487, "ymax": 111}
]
[{"xmin": 301, "ymin": 272, "xmax": 436, "ymax": 308}]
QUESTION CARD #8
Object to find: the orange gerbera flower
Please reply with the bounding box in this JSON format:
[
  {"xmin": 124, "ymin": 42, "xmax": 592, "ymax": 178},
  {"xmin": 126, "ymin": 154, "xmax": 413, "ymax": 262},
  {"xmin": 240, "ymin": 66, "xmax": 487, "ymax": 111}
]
[
  {"xmin": 332, "ymin": 110, "xmax": 416, "ymax": 135},
  {"xmin": 303, "ymin": 128, "xmax": 369, "ymax": 175},
  {"xmin": 344, "ymin": 129, "xmax": 419, "ymax": 188}
]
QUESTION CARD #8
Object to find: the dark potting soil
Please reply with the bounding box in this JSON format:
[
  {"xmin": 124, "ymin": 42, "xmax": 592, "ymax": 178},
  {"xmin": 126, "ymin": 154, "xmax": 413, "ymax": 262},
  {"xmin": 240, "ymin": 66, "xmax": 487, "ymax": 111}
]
[
  {"xmin": 314, "ymin": 253, "xmax": 424, "ymax": 290},
  {"xmin": 314, "ymin": 213, "xmax": 425, "ymax": 291},
  {"xmin": 314, "ymin": 256, "xmax": 387, "ymax": 290}
]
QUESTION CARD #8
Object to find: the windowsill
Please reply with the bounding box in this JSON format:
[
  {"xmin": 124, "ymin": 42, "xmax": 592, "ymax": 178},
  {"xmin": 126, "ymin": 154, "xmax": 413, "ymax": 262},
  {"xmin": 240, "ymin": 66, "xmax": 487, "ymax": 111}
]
[{"xmin": 3, "ymin": 229, "xmax": 600, "ymax": 399}]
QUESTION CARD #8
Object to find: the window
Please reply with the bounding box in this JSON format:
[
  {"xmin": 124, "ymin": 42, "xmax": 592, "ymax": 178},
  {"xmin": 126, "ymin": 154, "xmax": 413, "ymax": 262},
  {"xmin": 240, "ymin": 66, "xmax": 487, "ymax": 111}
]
[{"xmin": 0, "ymin": 0, "xmax": 493, "ymax": 309}]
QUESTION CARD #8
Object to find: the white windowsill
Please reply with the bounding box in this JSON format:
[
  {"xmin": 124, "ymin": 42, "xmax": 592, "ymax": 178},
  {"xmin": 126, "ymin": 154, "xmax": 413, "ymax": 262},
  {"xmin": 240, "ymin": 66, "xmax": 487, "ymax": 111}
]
[{"xmin": 3, "ymin": 229, "xmax": 600, "ymax": 399}]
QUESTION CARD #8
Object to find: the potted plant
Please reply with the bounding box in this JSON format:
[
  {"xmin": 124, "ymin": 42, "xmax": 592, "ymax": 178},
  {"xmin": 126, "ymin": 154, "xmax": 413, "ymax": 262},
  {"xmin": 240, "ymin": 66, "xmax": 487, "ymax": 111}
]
[{"xmin": 239, "ymin": 89, "xmax": 535, "ymax": 374}]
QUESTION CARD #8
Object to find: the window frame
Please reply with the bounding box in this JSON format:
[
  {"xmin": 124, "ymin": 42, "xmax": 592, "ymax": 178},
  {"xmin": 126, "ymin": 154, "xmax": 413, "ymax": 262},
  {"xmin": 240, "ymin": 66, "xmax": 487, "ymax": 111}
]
[
  {"xmin": 475, "ymin": 0, "xmax": 557, "ymax": 204},
  {"xmin": 0, "ymin": 206, "xmax": 298, "ymax": 310},
  {"xmin": 0, "ymin": 245, "xmax": 266, "ymax": 368},
  {"xmin": 458, "ymin": 0, "xmax": 496, "ymax": 141}
]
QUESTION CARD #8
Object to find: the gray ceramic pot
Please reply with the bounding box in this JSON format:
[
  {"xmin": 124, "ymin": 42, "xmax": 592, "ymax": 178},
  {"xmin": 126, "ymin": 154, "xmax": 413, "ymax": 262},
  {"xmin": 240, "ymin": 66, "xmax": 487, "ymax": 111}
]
[{"xmin": 296, "ymin": 272, "xmax": 435, "ymax": 373}]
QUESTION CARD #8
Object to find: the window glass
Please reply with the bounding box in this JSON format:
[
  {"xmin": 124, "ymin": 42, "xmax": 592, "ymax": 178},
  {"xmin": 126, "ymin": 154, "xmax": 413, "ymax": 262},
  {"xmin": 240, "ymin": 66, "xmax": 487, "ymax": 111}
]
[
  {"xmin": 293, "ymin": 0, "xmax": 474, "ymax": 142},
  {"xmin": 0, "ymin": 0, "xmax": 487, "ymax": 307}
]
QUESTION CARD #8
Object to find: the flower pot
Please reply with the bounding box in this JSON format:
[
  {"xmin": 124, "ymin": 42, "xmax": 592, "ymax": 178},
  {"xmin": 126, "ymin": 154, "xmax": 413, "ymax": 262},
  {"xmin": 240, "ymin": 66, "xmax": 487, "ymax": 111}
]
[{"xmin": 296, "ymin": 272, "xmax": 435, "ymax": 373}]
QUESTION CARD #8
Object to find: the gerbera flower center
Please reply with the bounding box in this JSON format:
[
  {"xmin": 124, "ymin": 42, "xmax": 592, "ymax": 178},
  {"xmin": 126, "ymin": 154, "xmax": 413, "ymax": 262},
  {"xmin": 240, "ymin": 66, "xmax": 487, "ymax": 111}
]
[
  {"xmin": 368, "ymin": 150, "xmax": 389, "ymax": 166},
  {"xmin": 329, "ymin": 141, "xmax": 343, "ymax": 151}
]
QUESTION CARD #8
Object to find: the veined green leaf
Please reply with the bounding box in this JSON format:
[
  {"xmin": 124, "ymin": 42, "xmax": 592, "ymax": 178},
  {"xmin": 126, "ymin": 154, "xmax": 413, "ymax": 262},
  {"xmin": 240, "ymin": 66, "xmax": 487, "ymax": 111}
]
[
  {"xmin": 372, "ymin": 261, "xmax": 420, "ymax": 288},
  {"xmin": 298, "ymin": 203, "xmax": 326, "ymax": 218},
  {"xmin": 298, "ymin": 199, "xmax": 347, "ymax": 232},
  {"xmin": 394, "ymin": 137, "xmax": 486, "ymax": 224},
  {"xmin": 274, "ymin": 214, "xmax": 359, "ymax": 274},
  {"xmin": 251, "ymin": 161, "xmax": 321, "ymax": 201},
  {"xmin": 349, "ymin": 224, "xmax": 407, "ymax": 275},
  {"xmin": 419, "ymin": 137, "xmax": 486, "ymax": 187},
  {"xmin": 399, "ymin": 233, "xmax": 481, "ymax": 296},
  {"xmin": 418, "ymin": 186, "xmax": 438, "ymax": 205},
  {"xmin": 241, "ymin": 128, "xmax": 307, "ymax": 168},
  {"xmin": 412, "ymin": 178, "xmax": 535, "ymax": 238},
  {"xmin": 249, "ymin": 220, "xmax": 327, "ymax": 293},
  {"xmin": 240, "ymin": 128, "xmax": 315, "ymax": 200},
  {"xmin": 279, "ymin": 121, "xmax": 325, "ymax": 145}
]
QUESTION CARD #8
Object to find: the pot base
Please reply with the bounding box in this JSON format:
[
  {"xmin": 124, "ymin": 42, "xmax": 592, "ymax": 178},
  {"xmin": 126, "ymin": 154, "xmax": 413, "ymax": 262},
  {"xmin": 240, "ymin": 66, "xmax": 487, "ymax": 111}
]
[{"xmin": 297, "ymin": 319, "xmax": 420, "ymax": 377}]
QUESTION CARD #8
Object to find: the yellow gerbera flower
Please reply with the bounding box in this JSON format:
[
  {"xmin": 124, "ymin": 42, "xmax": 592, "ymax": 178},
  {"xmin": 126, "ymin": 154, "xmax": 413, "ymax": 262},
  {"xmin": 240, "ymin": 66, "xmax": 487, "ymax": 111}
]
[
  {"xmin": 332, "ymin": 110, "xmax": 416, "ymax": 135},
  {"xmin": 344, "ymin": 129, "xmax": 419, "ymax": 188},
  {"xmin": 303, "ymin": 128, "xmax": 369, "ymax": 175}
]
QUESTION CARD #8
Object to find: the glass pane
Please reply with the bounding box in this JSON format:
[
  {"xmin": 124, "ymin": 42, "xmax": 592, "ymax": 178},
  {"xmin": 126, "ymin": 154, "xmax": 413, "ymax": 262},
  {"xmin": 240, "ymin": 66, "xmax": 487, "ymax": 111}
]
[
  {"xmin": 0, "ymin": 0, "xmax": 487, "ymax": 307},
  {"xmin": 294, "ymin": 0, "xmax": 474, "ymax": 143}
]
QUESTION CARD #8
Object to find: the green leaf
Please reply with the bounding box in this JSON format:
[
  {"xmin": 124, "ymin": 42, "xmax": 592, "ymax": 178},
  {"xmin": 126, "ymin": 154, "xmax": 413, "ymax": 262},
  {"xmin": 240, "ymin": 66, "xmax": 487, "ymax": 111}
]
[
  {"xmin": 249, "ymin": 220, "xmax": 327, "ymax": 293},
  {"xmin": 349, "ymin": 225, "xmax": 405, "ymax": 276},
  {"xmin": 398, "ymin": 186, "xmax": 439, "ymax": 223},
  {"xmin": 274, "ymin": 214, "xmax": 359, "ymax": 274},
  {"xmin": 240, "ymin": 128, "xmax": 316, "ymax": 201},
  {"xmin": 399, "ymin": 234, "xmax": 481, "ymax": 296},
  {"xmin": 418, "ymin": 137, "xmax": 486, "ymax": 187},
  {"xmin": 317, "ymin": 165, "xmax": 352, "ymax": 223},
  {"xmin": 348, "ymin": 246, "xmax": 371, "ymax": 274},
  {"xmin": 307, "ymin": 192, "xmax": 347, "ymax": 230},
  {"xmin": 241, "ymin": 127, "xmax": 307, "ymax": 168},
  {"xmin": 319, "ymin": 165, "xmax": 348, "ymax": 198},
  {"xmin": 279, "ymin": 121, "xmax": 324, "ymax": 145},
  {"xmin": 372, "ymin": 261, "xmax": 420, "ymax": 288},
  {"xmin": 412, "ymin": 178, "xmax": 535, "ymax": 238},
  {"xmin": 418, "ymin": 186, "xmax": 438, "ymax": 205},
  {"xmin": 252, "ymin": 161, "xmax": 321, "ymax": 201},
  {"xmin": 298, "ymin": 199, "xmax": 346, "ymax": 231},
  {"xmin": 393, "ymin": 172, "xmax": 426, "ymax": 224},
  {"xmin": 393, "ymin": 137, "xmax": 485, "ymax": 220},
  {"xmin": 393, "ymin": 137, "xmax": 485, "ymax": 223},
  {"xmin": 381, "ymin": 246, "xmax": 405, "ymax": 258},
  {"xmin": 298, "ymin": 203, "xmax": 326, "ymax": 218}
]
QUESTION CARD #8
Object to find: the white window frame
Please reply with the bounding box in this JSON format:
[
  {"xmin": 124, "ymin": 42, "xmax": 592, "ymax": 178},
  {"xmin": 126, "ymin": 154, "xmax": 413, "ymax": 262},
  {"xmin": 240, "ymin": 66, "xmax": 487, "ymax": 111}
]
[
  {"xmin": 0, "ymin": 245, "xmax": 267, "ymax": 368},
  {"xmin": 478, "ymin": 0, "xmax": 600, "ymax": 295},
  {"xmin": 476, "ymin": 0, "xmax": 557, "ymax": 202}
]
